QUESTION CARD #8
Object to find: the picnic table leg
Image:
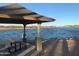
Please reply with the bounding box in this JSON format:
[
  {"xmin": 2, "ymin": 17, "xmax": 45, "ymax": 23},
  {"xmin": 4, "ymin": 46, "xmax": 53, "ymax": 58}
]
[
  {"xmin": 8, "ymin": 42, "xmax": 12, "ymax": 53},
  {"xmin": 19, "ymin": 42, "xmax": 21, "ymax": 50},
  {"xmin": 11, "ymin": 42, "xmax": 12, "ymax": 47},
  {"xmin": 14, "ymin": 43, "xmax": 17, "ymax": 52},
  {"xmin": 8, "ymin": 47, "xmax": 11, "ymax": 54},
  {"xmin": 24, "ymin": 42, "xmax": 27, "ymax": 48}
]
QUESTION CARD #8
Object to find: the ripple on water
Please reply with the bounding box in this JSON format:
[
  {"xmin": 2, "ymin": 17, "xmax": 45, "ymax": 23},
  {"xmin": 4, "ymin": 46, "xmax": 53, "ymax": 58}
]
[{"xmin": 0, "ymin": 28, "xmax": 79, "ymax": 42}]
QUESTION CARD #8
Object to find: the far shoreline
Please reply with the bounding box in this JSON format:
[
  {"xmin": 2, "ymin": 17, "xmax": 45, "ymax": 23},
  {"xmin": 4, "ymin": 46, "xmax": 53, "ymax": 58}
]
[
  {"xmin": 0, "ymin": 27, "xmax": 79, "ymax": 30},
  {"xmin": 0, "ymin": 28, "xmax": 25, "ymax": 30}
]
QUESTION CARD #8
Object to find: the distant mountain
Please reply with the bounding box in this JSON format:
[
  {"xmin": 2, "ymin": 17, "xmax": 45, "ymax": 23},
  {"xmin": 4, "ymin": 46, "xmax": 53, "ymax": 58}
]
[
  {"xmin": 0, "ymin": 25, "xmax": 57, "ymax": 30},
  {"xmin": 0, "ymin": 25, "xmax": 79, "ymax": 30},
  {"xmin": 62, "ymin": 25, "xmax": 79, "ymax": 28}
]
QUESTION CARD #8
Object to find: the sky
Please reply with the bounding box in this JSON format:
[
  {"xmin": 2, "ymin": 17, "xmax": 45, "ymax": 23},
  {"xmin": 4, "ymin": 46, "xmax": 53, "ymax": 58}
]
[{"xmin": 0, "ymin": 3, "xmax": 79, "ymax": 26}]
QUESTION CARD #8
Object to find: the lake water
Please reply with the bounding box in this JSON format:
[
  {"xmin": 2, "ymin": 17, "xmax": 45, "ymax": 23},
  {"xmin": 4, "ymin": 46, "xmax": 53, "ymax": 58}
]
[{"xmin": 0, "ymin": 28, "xmax": 79, "ymax": 42}]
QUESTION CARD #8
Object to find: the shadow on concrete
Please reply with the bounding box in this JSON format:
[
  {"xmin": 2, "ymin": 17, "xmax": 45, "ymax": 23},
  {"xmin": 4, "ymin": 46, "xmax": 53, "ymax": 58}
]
[{"xmin": 63, "ymin": 40, "xmax": 70, "ymax": 56}]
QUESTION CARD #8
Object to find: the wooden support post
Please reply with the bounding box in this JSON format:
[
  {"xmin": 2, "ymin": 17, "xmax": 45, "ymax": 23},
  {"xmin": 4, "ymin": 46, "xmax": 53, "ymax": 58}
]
[
  {"xmin": 22, "ymin": 24, "xmax": 27, "ymax": 43},
  {"xmin": 36, "ymin": 23, "xmax": 42, "ymax": 53}
]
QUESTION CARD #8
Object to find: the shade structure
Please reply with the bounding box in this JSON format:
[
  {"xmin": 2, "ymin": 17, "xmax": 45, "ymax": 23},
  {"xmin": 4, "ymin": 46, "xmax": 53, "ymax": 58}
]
[
  {"xmin": 0, "ymin": 3, "xmax": 56, "ymax": 53},
  {"xmin": 0, "ymin": 3, "xmax": 55, "ymax": 24}
]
